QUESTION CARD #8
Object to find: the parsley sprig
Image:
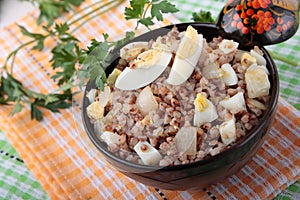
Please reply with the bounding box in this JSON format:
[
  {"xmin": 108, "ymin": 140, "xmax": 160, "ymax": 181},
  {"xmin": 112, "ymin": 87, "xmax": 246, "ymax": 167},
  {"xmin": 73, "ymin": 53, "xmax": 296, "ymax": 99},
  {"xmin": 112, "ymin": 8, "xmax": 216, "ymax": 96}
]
[
  {"xmin": 1, "ymin": 0, "xmax": 177, "ymax": 121},
  {"xmin": 77, "ymin": 31, "xmax": 135, "ymax": 91},
  {"xmin": 192, "ymin": 10, "xmax": 215, "ymax": 23},
  {"xmin": 1, "ymin": 0, "xmax": 125, "ymax": 121},
  {"xmin": 23, "ymin": 0, "xmax": 85, "ymax": 26},
  {"xmin": 125, "ymin": 0, "xmax": 179, "ymax": 30}
]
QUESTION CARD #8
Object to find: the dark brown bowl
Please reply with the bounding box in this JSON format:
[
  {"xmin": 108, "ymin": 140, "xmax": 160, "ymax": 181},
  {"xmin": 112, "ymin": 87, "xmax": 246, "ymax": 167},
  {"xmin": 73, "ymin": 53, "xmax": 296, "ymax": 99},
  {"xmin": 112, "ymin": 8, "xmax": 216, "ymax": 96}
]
[{"xmin": 82, "ymin": 23, "xmax": 279, "ymax": 190}]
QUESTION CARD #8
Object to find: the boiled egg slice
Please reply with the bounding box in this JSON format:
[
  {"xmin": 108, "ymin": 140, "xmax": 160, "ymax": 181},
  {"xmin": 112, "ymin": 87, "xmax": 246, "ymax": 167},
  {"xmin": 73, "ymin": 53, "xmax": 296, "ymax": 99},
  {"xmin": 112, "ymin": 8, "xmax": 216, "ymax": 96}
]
[
  {"xmin": 134, "ymin": 141, "xmax": 162, "ymax": 165},
  {"xmin": 219, "ymin": 39, "xmax": 239, "ymax": 54},
  {"xmin": 250, "ymin": 49, "xmax": 266, "ymax": 66},
  {"xmin": 86, "ymin": 89, "xmax": 97, "ymax": 103},
  {"xmin": 219, "ymin": 117, "xmax": 236, "ymax": 145},
  {"xmin": 120, "ymin": 42, "xmax": 149, "ymax": 61},
  {"xmin": 137, "ymin": 86, "xmax": 158, "ymax": 115},
  {"xmin": 98, "ymin": 85, "xmax": 112, "ymax": 108},
  {"xmin": 193, "ymin": 93, "xmax": 218, "ymax": 127},
  {"xmin": 107, "ymin": 68, "xmax": 121, "ymax": 85},
  {"xmin": 219, "ymin": 92, "xmax": 247, "ymax": 114},
  {"xmin": 167, "ymin": 26, "xmax": 203, "ymax": 85},
  {"xmin": 115, "ymin": 49, "xmax": 172, "ymax": 90},
  {"xmin": 101, "ymin": 131, "xmax": 120, "ymax": 146},
  {"xmin": 245, "ymin": 64, "xmax": 270, "ymax": 98},
  {"xmin": 174, "ymin": 126, "xmax": 197, "ymax": 155},
  {"xmin": 241, "ymin": 53, "xmax": 257, "ymax": 67},
  {"xmin": 221, "ymin": 63, "xmax": 238, "ymax": 86},
  {"xmin": 86, "ymin": 101, "xmax": 104, "ymax": 120}
]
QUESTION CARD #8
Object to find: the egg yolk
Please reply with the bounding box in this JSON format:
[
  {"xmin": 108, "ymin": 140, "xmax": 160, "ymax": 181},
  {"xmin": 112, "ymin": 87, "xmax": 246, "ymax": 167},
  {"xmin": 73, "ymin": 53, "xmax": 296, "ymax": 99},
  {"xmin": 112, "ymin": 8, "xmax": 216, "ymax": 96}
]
[
  {"xmin": 178, "ymin": 25, "xmax": 199, "ymax": 59},
  {"xmin": 130, "ymin": 49, "xmax": 162, "ymax": 69},
  {"xmin": 241, "ymin": 53, "xmax": 256, "ymax": 67},
  {"xmin": 194, "ymin": 93, "xmax": 208, "ymax": 112}
]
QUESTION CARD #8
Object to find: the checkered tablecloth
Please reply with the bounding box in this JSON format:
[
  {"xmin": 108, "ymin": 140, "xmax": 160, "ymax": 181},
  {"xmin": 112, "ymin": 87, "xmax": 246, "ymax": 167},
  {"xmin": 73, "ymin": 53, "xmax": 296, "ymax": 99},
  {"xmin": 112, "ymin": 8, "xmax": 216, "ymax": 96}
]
[{"xmin": 0, "ymin": 0, "xmax": 299, "ymax": 199}]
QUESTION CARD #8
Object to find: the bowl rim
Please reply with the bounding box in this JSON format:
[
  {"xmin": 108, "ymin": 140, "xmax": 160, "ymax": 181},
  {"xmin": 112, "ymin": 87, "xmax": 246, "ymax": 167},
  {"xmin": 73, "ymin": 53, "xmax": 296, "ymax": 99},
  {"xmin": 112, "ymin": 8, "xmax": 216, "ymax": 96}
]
[{"xmin": 81, "ymin": 22, "xmax": 280, "ymax": 172}]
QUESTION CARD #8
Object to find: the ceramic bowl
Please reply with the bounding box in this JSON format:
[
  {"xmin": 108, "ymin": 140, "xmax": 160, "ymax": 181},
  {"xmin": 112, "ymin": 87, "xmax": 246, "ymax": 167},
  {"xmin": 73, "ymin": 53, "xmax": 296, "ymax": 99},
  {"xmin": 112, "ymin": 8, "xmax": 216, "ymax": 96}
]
[{"xmin": 82, "ymin": 23, "xmax": 279, "ymax": 190}]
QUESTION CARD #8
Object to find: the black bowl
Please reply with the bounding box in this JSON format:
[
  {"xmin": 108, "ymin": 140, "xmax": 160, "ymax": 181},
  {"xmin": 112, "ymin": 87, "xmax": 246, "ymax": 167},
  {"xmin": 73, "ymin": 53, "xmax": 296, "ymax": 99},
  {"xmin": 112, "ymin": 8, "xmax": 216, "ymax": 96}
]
[{"xmin": 82, "ymin": 23, "xmax": 279, "ymax": 190}]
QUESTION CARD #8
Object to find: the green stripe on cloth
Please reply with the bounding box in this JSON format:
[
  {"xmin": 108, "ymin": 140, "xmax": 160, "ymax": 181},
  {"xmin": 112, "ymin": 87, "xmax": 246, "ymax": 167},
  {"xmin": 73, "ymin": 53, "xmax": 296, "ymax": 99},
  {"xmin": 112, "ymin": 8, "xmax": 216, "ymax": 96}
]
[
  {"xmin": 266, "ymin": 35, "xmax": 300, "ymax": 110},
  {"xmin": 0, "ymin": 131, "xmax": 49, "ymax": 200},
  {"xmin": 274, "ymin": 180, "xmax": 300, "ymax": 200},
  {"xmin": 0, "ymin": 132, "xmax": 22, "ymax": 159}
]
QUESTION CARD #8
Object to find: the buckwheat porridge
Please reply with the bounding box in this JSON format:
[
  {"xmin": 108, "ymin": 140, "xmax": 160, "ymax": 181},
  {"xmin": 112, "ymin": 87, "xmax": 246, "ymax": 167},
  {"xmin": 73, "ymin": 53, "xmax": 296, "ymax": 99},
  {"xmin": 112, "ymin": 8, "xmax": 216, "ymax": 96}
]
[{"xmin": 85, "ymin": 25, "xmax": 271, "ymax": 166}]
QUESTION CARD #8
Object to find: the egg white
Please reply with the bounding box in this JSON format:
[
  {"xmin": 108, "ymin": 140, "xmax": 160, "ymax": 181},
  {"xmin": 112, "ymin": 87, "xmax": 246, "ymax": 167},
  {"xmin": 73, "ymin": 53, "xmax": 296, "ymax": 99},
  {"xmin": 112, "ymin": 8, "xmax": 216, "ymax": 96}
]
[{"xmin": 115, "ymin": 50, "xmax": 172, "ymax": 90}]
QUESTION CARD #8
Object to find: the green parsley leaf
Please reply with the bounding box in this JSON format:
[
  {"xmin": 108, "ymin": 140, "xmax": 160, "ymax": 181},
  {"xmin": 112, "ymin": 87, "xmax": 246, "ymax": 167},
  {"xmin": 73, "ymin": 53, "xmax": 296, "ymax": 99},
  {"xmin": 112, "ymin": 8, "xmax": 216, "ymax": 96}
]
[
  {"xmin": 32, "ymin": 92, "xmax": 73, "ymax": 114},
  {"xmin": 18, "ymin": 25, "xmax": 46, "ymax": 50},
  {"xmin": 151, "ymin": 0, "xmax": 179, "ymax": 21},
  {"xmin": 24, "ymin": 0, "xmax": 84, "ymax": 25},
  {"xmin": 30, "ymin": 103, "xmax": 43, "ymax": 121},
  {"xmin": 95, "ymin": 74, "xmax": 105, "ymax": 91},
  {"xmin": 44, "ymin": 95, "xmax": 60, "ymax": 105},
  {"xmin": 125, "ymin": 0, "xmax": 149, "ymax": 20},
  {"xmin": 113, "ymin": 31, "xmax": 135, "ymax": 48},
  {"xmin": 11, "ymin": 100, "xmax": 23, "ymax": 116},
  {"xmin": 138, "ymin": 17, "xmax": 155, "ymax": 27},
  {"xmin": 50, "ymin": 41, "xmax": 80, "ymax": 85},
  {"xmin": 78, "ymin": 34, "xmax": 115, "ymax": 89},
  {"xmin": 192, "ymin": 10, "xmax": 215, "ymax": 23},
  {"xmin": 125, "ymin": 0, "xmax": 178, "ymax": 29}
]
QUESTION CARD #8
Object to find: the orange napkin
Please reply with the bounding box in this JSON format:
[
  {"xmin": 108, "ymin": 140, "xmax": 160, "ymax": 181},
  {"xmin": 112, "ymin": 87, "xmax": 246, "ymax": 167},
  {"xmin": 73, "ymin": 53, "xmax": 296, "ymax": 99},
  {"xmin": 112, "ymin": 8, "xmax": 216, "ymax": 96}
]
[{"xmin": 0, "ymin": 0, "xmax": 299, "ymax": 199}]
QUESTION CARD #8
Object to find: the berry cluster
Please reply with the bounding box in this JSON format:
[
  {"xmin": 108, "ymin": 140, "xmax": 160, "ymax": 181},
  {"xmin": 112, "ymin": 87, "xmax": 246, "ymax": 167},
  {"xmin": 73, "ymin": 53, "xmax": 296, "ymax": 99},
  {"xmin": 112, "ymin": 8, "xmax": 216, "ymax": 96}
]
[{"xmin": 228, "ymin": 0, "xmax": 294, "ymax": 35}]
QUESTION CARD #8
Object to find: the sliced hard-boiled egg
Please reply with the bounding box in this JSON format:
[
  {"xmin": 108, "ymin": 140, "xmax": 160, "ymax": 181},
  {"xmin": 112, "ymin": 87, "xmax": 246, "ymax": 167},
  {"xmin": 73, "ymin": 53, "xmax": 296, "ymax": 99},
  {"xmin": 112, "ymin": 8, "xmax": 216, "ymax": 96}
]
[
  {"xmin": 193, "ymin": 93, "xmax": 218, "ymax": 127},
  {"xmin": 246, "ymin": 98, "xmax": 267, "ymax": 110},
  {"xmin": 202, "ymin": 60, "xmax": 223, "ymax": 79},
  {"xmin": 130, "ymin": 49, "xmax": 164, "ymax": 69},
  {"xmin": 87, "ymin": 101, "xmax": 104, "ymax": 120},
  {"xmin": 221, "ymin": 63, "xmax": 238, "ymax": 86},
  {"xmin": 235, "ymin": 50, "xmax": 248, "ymax": 62},
  {"xmin": 250, "ymin": 50, "xmax": 266, "ymax": 66},
  {"xmin": 86, "ymin": 89, "xmax": 97, "ymax": 103},
  {"xmin": 107, "ymin": 68, "xmax": 121, "ymax": 84},
  {"xmin": 120, "ymin": 42, "xmax": 149, "ymax": 61},
  {"xmin": 98, "ymin": 85, "xmax": 112, "ymax": 108},
  {"xmin": 115, "ymin": 49, "xmax": 172, "ymax": 90},
  {"xmin": 174, "ymin": 126, "xmax": 197, "ymax": 155},
  {"xmin": 151, "ymin": 36, "xmax": 170, "ymax": 51},
  {"xmin": 93, "ymin": 119, "xmax": 104, "ymax": 136},
  {"xmin": 219, "ymin": 39, "xmax": 239, "ymax": 54},
  {"xmin": 245, "ymin": 64, "xmax": 270, "ymax": 98},
  {"xmin": 137, "ymin": 86, "xmax": 158, "ymax": 115},
  {"xmin": 241, "ymin": 53, "xmax": 257, "ymax": 67},
  {"xmin": 219, "ymin": 92, "xmax": 247, "ymax": 114},
  {"xmin": 166, "ymin": 26, "xmax": 203, "ymax": 85},
  {"xmin": 134, "ymin": 141, "xmax": 162, "ymax": 165},
  {"xmin": 219, "ymin": 117, "xmax": 236, "ymax": 145},
  {"xmin": 194, "ymin": 93, "xmax": 208, "ymax": 112},
  {"xmin": 87, "ymin": 86, "xmax": 111, "ymax": 120},
  {"xmin": 101, "ymin": 131, "xmax": 120, "ymax": 145}
]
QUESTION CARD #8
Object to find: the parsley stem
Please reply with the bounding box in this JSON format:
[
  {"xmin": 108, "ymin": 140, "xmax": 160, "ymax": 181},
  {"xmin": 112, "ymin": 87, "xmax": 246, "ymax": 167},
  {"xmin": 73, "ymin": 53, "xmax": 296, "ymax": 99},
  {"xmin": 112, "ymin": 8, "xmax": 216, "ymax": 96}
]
[
  {"xmin": 68, "ymin": 0, "xmax": 122, "ymax": 27},
  {"xmin": 4, "ymin": 39, "xmax": 36, "ymax": 75},
  {"xmin": 70, "ymin": 0, "xmax": 124, "ymax": 33},
  {"xmin": 268, "ymin": 50, "xmax": 298, "ymax": 67},
  {"xmin": 136, "ymin": 3, "xmax": 151, "ymax": 30}
]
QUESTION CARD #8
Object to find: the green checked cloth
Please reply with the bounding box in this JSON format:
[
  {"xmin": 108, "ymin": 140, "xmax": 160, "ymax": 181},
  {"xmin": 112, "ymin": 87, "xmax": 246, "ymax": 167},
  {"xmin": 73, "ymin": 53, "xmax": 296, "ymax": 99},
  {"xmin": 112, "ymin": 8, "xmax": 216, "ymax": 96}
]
[
  {"xmin": 0, "ymin": 0, "xmax": 299, "ymax": 199},
  {"xmin": 0, "ymin": 133, "xmax": 49, "ymax": 199}
]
